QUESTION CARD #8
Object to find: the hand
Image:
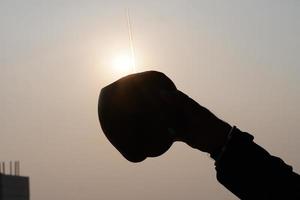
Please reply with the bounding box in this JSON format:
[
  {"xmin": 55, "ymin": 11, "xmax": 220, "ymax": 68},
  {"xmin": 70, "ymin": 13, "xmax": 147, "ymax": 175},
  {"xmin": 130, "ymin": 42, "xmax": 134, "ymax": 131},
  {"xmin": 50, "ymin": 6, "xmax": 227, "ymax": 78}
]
[
  {"xmin": 160, "ymin": 90, "xmax": 232, "ymax": 154},
  {"xmin": 99, "ymin": 71, "xmax": 177, "ymax": 162}
]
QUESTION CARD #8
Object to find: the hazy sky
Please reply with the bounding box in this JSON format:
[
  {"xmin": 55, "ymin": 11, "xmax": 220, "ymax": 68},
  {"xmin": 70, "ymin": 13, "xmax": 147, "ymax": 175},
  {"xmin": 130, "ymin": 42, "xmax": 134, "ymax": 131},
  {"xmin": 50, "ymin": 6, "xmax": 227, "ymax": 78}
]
[{"xmin": 1, "ymin": 1, "xmax": 300, "ymax": 199}]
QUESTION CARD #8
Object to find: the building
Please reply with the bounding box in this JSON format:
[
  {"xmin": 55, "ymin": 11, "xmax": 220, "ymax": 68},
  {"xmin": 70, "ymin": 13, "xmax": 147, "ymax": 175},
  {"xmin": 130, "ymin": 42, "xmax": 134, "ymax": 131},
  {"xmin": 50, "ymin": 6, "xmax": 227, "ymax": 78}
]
[{"xmin": 0, "ymin": 162, "xmax": 30, "ymax": 200}]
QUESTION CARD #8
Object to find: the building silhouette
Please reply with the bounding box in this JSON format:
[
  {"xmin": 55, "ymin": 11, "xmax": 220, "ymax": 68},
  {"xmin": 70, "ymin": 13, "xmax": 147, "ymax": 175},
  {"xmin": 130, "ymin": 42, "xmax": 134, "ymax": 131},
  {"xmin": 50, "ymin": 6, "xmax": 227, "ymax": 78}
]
[{"xmin": 0, "ymin": 161, "xmax": 29, "ymax": 200}]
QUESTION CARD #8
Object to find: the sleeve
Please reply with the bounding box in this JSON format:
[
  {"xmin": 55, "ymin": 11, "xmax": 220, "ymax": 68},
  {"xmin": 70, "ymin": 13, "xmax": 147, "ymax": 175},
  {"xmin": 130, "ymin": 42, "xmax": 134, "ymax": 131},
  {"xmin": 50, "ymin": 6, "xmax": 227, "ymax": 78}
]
[{"xmin": 212, "ymin": 127, "xmax": 300, "ymax": 200}]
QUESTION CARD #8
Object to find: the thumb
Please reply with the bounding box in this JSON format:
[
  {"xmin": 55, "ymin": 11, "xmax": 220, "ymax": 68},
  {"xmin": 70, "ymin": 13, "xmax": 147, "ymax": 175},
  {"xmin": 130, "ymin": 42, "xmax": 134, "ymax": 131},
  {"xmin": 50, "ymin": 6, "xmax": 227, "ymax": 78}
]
[
  {"xmin": 159, "ymin": 90, "xmax": 191, "ymax": 141},
  {"xmin": 160, "ymin": 90, "xmax": 189, "ymax": 108},
  {"xmin": 160, "ymin": 90, "xmax": 202, "ymax": 114}
]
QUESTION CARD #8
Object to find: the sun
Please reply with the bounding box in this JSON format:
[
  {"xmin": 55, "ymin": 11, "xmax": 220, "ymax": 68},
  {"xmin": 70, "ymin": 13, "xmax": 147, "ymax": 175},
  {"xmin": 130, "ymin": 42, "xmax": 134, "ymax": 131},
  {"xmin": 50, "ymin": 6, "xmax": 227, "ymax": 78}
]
[{"xmin": 112, "ymin": 54, "xmax": 135, "ymax": 75}]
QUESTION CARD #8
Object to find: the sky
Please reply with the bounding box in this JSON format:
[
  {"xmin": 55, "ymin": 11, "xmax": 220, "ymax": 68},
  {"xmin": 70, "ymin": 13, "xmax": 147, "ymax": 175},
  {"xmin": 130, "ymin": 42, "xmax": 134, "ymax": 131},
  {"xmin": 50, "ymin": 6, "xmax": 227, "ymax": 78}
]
[{"xmin": 0, "ymin": 0, "xmax": 300, "ymax": 199}]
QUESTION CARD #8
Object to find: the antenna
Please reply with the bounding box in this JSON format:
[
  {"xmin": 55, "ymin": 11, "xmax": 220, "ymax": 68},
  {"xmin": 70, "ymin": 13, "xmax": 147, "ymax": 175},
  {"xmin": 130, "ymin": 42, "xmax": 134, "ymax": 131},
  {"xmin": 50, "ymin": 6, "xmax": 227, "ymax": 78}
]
[
  {"xmin": 2, "ymin": 162, "xmax": 5, "ymax": 174},
  {"xmin": 126, "ymin": 8, "xmax": 136, "ymax": 73},
  {"xmin": 10, "ymin": 161, "xmax": 12, "ymax": 175}
]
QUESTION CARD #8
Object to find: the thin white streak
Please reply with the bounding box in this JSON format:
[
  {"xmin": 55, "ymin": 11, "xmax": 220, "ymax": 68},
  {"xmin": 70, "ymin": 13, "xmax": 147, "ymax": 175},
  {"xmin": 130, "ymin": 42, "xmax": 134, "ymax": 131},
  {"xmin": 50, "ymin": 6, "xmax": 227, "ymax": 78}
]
[{"xmin": 126, "ymin": 8, "xmax": 136, "ymax": 73}]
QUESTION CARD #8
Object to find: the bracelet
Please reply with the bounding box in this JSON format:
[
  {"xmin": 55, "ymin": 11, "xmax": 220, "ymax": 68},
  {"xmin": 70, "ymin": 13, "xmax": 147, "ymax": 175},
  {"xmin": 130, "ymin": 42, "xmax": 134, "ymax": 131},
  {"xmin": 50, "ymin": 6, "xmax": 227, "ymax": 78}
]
[{"xmin": 214, "ymin": 125, "xmax": 236, "ymax": 163}]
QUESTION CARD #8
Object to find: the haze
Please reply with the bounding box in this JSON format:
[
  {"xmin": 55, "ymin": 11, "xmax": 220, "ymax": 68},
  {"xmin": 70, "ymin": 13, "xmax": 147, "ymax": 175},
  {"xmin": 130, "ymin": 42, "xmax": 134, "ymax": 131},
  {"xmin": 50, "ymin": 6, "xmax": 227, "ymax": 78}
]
[{"xmin": 0, "ymin": 1, "xmax": 299, "ymax": 199}]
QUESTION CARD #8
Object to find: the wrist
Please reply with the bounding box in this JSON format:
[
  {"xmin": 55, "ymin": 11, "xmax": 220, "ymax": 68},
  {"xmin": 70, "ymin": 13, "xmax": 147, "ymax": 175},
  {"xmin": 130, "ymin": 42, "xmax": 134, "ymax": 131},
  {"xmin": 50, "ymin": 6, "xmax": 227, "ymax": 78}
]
[
  {"xmin": 207, "ymin": 121, "xmax": 232, "ymax": 154},
  {"xmin": 178, "ymin": 118, "xmax": 232, "ymax": 154},
  {"xmin": 210, "ymin": 125, "xmax": 235, "ymax": 160}
]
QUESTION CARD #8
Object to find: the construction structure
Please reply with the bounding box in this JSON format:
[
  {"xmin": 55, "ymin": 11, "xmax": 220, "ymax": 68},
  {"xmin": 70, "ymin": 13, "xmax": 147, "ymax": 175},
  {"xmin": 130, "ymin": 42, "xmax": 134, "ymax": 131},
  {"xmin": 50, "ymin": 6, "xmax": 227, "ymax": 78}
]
[{"xmin": 0, "ymin": 161, "xmax": 30, "ymax": 200}]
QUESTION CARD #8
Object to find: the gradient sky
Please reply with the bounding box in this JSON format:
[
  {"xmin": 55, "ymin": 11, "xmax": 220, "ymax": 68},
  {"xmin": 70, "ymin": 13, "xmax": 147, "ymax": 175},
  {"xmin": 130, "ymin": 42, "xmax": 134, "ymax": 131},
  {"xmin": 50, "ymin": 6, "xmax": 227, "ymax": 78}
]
[{"xmin": 1, "ymin": 1, "xmax": 299, "ymax": 199}]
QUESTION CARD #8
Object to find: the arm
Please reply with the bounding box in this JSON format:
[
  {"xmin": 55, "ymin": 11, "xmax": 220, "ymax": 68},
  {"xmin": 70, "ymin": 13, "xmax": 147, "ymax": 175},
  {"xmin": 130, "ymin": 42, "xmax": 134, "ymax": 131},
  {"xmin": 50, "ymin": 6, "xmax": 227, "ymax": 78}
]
[
  {"xmin": 161, "ymin": 90, "xmax": 300, "ymax": 199},
  {"xmin": 213, "ymin": 127, "xmax": 300, "ymax": 199}
]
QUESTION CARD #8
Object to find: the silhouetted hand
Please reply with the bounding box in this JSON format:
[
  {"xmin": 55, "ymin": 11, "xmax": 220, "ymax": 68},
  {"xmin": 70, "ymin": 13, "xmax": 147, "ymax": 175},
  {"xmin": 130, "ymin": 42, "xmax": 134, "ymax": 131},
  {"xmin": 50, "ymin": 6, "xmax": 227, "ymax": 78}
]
[
  {"xmin": 99, "ymin": 71, "xmax": 300, "ymax": 200},
  {"xmin": 160, "ymin": 90, "xmax": 232, "ymax": 155},
  {"xmin": 98, "ymin": 71, "xmax": 232, "ymax": 162},
  {"xmin": 99, "ymin": 71, "xmax": 177, "ymax": 162}
]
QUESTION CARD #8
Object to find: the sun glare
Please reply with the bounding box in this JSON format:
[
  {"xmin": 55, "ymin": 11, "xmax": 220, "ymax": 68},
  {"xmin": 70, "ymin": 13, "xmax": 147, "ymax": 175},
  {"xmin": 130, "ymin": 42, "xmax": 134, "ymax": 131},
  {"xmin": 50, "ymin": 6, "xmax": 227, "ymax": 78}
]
[{"xmin": 112, "ymin": 54, "xmax": 134, "ymax": 75}]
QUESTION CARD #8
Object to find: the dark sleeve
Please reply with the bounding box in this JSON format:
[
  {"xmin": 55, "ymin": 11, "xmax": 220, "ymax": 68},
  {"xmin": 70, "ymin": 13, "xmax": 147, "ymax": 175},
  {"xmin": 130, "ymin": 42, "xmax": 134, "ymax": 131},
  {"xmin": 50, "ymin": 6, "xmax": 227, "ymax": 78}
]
[{"xmin": 212, "ymin": 127, "xmax": 300, "ymax": 200}]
